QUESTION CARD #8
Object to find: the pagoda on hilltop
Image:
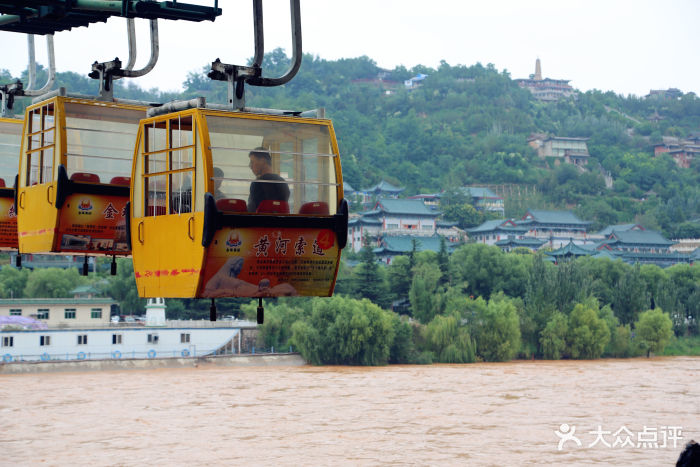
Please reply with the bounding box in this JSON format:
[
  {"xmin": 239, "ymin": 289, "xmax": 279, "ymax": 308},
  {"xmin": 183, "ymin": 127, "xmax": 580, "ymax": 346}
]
[{"xmin": 516, "ymin": 58, "xmax": 574, "ymax": 102}]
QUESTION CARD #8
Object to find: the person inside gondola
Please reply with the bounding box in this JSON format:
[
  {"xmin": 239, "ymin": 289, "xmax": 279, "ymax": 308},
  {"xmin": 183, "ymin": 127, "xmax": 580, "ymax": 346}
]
[
  {"xmin": 247, "ymin": 147, "xmax": 290, "ymax": 212},
  {"xmin": 212, "ymin": 166, "xmax": 225, "ymax": 200}
]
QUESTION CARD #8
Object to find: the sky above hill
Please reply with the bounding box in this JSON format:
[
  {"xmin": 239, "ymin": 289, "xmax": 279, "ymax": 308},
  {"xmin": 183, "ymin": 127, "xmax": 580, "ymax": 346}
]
[{"xmin": 1, "ymin": 0, "xmax": 698, "ymax": 97}]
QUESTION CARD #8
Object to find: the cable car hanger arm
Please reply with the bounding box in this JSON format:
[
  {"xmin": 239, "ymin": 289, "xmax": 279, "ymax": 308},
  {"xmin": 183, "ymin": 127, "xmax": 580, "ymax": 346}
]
[{"xmin": 207, "ymin": 0, "xmax": 302, "ymax": 110}]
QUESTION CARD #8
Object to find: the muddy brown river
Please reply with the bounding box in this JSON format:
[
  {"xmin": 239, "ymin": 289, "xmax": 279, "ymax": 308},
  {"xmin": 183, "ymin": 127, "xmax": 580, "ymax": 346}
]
[{"xmin": 0, "ymin": 356, "xmax": 697, "ymax": 466}]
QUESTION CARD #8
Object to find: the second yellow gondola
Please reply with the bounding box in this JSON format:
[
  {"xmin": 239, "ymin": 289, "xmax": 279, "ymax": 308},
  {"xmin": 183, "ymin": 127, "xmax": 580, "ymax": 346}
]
[
  {"xmin": 130, "ymin": 106, "xmax": 348, "ymax": 299},
  {"xmin": 16, "ymin": 94, "xmax": 147, "ymax": 264},
  {"xmin": 0, "ymin": 117, "xmax": 22, "ymax": 250}
]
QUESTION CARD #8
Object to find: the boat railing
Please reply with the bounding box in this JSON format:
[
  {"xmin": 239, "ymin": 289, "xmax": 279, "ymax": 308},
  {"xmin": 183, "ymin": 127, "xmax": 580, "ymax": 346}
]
[{"xmin": 1, "ymin": 346, "xmax": 295, "ymax": 364}]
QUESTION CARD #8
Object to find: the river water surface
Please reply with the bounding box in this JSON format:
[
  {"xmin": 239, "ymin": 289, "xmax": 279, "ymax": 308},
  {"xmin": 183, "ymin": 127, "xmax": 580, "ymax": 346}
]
[{"xmin": 1, "ymin": 356, "xmax": 698, "ymax": 466}]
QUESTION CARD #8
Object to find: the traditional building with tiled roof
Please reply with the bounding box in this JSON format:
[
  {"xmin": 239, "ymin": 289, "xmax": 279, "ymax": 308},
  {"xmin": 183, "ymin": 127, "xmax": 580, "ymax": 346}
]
[
  {"xmin": 357, "ymin": 180, "xmax": 405, "ymax": 209},
  {"xmin": 591, "ymin": 230, "xmax": 694, "ymax": 267},
  {"xmin": 596, "ymin": 230, "xmax": 674, "ymax": 254},
  {"xmin": 373, "ymin": 235, "xmax": 457, "ymax": 264},
  {"xmin": 517, "ymin": 209, "xmax": 592, "ymax": 248},
  {"xmin": 348, "ymin": 198, "xmax": 440, "ymax": 252},
  {"xmin": 460, "ymin": 187, "xmax": 505, "ymax": 216},
  {"xmin": 495, "ymin": 236, "xmax": 546, "ymax": 253},
  {"xmin": 467, "ymin": 219, "xmax": 528, "ymax": 246},
  {"xmin": 595, "ymin": 224, "xmax": 645, "ymax": 237},
  {"xmin": 546, "ymin": 240, "xmax": 594, "ymax": 262}
]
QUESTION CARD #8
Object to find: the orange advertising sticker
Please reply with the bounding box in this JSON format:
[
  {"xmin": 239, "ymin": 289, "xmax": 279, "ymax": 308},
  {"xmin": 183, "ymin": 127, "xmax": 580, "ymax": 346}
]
[
  {"xmin": 56, "ymin": 193, "xmax": 130, "ymax": 254},
  {"xmin": 200, "ymin": 227, "xmax": 340, "ymax": 298}
]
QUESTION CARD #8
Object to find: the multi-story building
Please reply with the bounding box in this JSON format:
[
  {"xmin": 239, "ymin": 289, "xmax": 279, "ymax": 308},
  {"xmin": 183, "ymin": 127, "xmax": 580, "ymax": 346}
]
[
  {"xmin": 529, "ymin": 135, "xmax": 590, "ymax": 168},
  {"xmin": 516, "ymin": 209, "xmax": 592, "ymax": 248},
  {"xmin": 653, "ymin": 139, "xmax": 700, "ymax": 169},
  {"xmin": 348, "ymin": 198, "xmax": 440, "ymax": 252},
  {"xmin": 467, "ymin": 219, "xmax": 528, "ymax": 246},
  {"xmin": 0, "ymin": 297, "xmax": 115, "ymax": 328}
]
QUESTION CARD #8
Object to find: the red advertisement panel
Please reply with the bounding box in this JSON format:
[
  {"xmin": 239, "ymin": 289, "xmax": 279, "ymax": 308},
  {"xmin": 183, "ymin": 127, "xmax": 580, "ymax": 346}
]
[
  {"xmin": 201, "ymin": 227, "xmax": 339, "ymax": 298},
  {"xmin": 0, "ymin": 197, "xmax": 17, "ymax": 249},
  {"xmin": 56, "ymin": 193, "xmax": 130, "ymax": 254}
]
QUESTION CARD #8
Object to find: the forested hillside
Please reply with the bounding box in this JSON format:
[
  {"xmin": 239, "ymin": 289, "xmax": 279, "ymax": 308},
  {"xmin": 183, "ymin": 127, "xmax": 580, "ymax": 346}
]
[{"xmin": 4, "ymin": 50, "xmax": 700, "ymax": 236}]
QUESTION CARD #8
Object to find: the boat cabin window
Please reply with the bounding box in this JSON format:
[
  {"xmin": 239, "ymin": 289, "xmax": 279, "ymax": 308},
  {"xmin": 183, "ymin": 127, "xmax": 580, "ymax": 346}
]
[
  {"xmin": 141, "ymin": 116, "xmax": 195, "ymax": 216},
  {"xmin": 64, "ymin": 102, "xmax": 143, "ymax": 185},
  {"xmin": 0, "ymin": 119, "xmax": 22, "ymax": 187},
  {"xmin": 23, "ymin": 103, "xmax": 55, "ymax": 186},
  {"xmin": 206, "ymin": 116, "xmax": 338, "ymax": 215}
]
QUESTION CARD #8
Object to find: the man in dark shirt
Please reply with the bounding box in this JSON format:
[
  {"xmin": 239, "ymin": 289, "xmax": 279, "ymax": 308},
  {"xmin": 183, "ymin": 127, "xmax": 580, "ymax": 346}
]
[{"xmin": 247, "ymin": 147, "xmax": 290, "ymax": 212}]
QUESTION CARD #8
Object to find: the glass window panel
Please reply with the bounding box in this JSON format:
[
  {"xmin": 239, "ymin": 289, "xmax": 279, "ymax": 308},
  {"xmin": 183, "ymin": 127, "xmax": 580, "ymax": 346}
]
[
  {"xmin": 171, "ymin": 148, "xmax": 193, "ymax": 171},
  {"xmin": 28, "ymin": 152, "xmax": 40, "ymax": 185},
  {"xmin": 170, "ymin": 116, "xmax": 193, "ymax": 148},
  {"xmin": 146, "ymin": 121, "xmax": 167, "ymax": 153},
  {"xmin": 28, "ymin": 132, "xmax": 40, "ymax": 152},
  {"xmin": 41, "ymin": 147, "xmax": 53, "ymax": 183},
  {"xmin": 145, "ymin": 174, "xmax": 167, "ymax": 216},
  {"xmin": 31, "ymin": 111, "xmax": 41, "ymax": 139},
  {"xmin": 204, "ymin": 115, "xmax": 338, "ymax": 214},
  {"xmin": 64, "ymin": 103, "xmax": 143, "ymax": 183},
  {"xmin": 0, "ymin": 120, "xmax": 21, "ymax": 183},
  {"xmin": 170, "ymin": 170, "xmax": 192, "ymax": 214},
  {"xmin": 147, "ymin": 151, "xmax": 167, "ymax": 174}
]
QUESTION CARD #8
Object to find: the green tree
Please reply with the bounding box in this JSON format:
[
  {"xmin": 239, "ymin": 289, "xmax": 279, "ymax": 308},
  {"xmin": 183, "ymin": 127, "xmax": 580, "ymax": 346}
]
[
  {"xmin": 104, "ymin": 259, "xmax": 146, "ymax": 315},
  {"xmin": 612, "ymin": 264, "xmax": 650, "ymax": 325},
  {"xmin": 24, "ymin": 268, "xmax": 86, "ymax": 298},
  {"xmin": 424, "ymin": 314, "xmax": 475, "ymax": 363},
  {"xmin": 409, "ymin": 261, "xmax": 442, "ymax": 323},
  {"xmin": 388, "ymin": 314, "xmax": 416, "ymax": 364},
  {"xmin": 290, "ymin": 320, "xmax": 323, "ymax": 365},
  {"xmin": 386, "ymin": 255, "xmax": 412, "ymax": 302},
  {"xmin": 635, "ymin": 308, "xmax": 673, "ymax": 357},
  {"xmin": 540, "ymin": 312, "xmax": 569, "ymax": 359},
  {"xmin": 352, "ymin": 243, "xmax": 390, "ymax": 308},
  {"xmin": 471, "ymin": 295, "xmax": 522, "ymax": 362},
  {"xmin": 255, "ymin": 302, "xmax": 306, "ymax": 349},
  {"xmin": 291, "ymin": 296, "xmax": 395, "ymax": 365},
  {"xmin": 0, "ymin": 266, "xmax": 30, "ymax": 298},
  {"xmin": 567, "ymin": 302, "xmax": 610, "ymax": 359}
]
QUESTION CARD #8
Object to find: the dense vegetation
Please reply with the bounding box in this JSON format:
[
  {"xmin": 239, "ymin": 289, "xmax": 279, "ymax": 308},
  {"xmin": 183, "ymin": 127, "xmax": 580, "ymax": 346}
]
[
  {"xmin": 4, "ymin": 50, "xmax": 700, "ymax": 236},
  {"xmin": 2, "ymin": 52, "xmax": 699, "ymax": 364},
  {"xmin": 1, "ymin": 244, "xmax": 695, "ymax": 364}
]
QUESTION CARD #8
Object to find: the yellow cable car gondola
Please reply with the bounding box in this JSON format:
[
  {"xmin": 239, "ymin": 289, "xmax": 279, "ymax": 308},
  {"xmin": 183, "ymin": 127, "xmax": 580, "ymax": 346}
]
[
  {"xmin": 0, "ymin": 117, "xmax": 22, "ymax": 252},
  {"xmin": 16, "ymin": 93, "xmax": 147, "ymax": 273},
  {"xmin": 130, "ymin": 106, "xmax": 348, "ymax": 309}
]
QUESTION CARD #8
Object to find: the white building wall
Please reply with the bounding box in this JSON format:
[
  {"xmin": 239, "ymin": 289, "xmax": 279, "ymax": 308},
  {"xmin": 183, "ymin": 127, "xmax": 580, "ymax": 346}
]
[{"xmin": 0, "ymin": 327, "xmax": 241, "ymax": 361}]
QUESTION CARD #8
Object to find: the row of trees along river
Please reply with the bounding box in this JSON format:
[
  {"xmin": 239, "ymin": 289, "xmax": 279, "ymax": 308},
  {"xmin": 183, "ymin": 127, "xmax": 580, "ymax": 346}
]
[{"xmin": 1, "ymin": 240, "xmax": 698, "ymax": 365}]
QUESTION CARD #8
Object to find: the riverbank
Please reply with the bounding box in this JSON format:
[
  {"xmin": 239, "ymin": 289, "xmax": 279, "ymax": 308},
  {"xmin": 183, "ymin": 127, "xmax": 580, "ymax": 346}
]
[{"xmin": 0, "ymin": 352, "xmax": 306, "ymax": 374}]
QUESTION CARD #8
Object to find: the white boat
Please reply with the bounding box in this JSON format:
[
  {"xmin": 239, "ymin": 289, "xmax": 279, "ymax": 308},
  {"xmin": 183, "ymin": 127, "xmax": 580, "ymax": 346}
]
[{"xmin": 0, "ymin": 298, "xmax": 257, "ymax": 363}]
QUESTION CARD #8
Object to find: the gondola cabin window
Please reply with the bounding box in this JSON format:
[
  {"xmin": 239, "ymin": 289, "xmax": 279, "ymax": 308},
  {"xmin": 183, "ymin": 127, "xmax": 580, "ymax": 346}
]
[
  {"xmin": 142, "ymin": 116, "xmax": 195, "ymax": 216},
  {"xmin": 0, "ymin": 119, "xmax": 22, "ymax": 188},
  {"xmin": 24, "ymin": 103, "xmax": 55, "ymax": 186},
  {"xmin": 64, "ymin": 102, "xmax": 143, "ymax": 185},
  {"xmin": 206, "ymin": 115, "xmax": 338, "ymax": 214}
]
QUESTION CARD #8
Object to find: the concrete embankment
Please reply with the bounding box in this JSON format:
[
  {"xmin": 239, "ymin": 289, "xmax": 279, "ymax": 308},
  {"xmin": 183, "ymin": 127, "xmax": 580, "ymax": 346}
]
[{"xmin": 0, "ymin": 353, "xmax": 307, "ymax": 374}]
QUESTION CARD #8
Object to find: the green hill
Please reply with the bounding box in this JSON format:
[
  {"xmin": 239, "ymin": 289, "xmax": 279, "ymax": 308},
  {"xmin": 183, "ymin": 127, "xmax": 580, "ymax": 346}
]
[{"xmin": 3, "ymin": 51, "xmax": 700, "ymax": 237}]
